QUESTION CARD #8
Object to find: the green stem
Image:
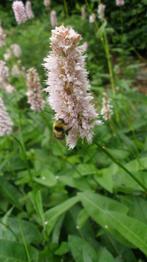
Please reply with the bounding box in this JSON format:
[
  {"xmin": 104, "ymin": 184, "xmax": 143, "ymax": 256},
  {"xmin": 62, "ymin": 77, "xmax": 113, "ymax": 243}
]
[
  {"xmin": 102, "ymin": 29, "xmax": 120, "ymax": 123},
  {"xmin": 19, "ymin": 223, "xmax": 32, "ymax": 262},
  {"xmin": 12, "ymin": 135, "xmax": 32, "ymax": 181},
  {"xmin": 103, "ymin": 31, "xmax": 116, "ymax": 96},
  {"xmin": 96, "ymin": 143, "xmax": 147, "ymax": 192},
  {"xmin": 63, "ymin": 0, "xmax": 68, "ymax": 17}
]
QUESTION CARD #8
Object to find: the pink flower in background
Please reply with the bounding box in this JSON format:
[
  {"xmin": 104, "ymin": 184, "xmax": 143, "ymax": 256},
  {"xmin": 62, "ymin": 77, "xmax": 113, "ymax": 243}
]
[
  {"xmin": 0, "ymin": 60, "xmax": 9, "ymax": 82},
  {"xmin": 81, "ymin": 42, "xmax": 88, "ymax": 52},
  {"xmin": 97, "ymin": 3, "xmax": 106, "ymax": 21},
  {"xmin": 116, "ymin": 0, "xmax": 125, "ymax": 6},
  {"xmin": 12, "ymin": 1, "xmax": 28, "ymax": 25},
  {"xmin": 43, "ymin": 0, "xmax": 51, "ymax": 9},
  {"xmin": 26, "ymin": 68, "xmax": 45, "ymax": 112},
  {"xmin": 100, "ymin": 92, "xmax": 113, "ymax": 121},
  {"xmin": 0, "ymin": 25, "xmax": 6, "ymax": 47},
  {"xmin": 11, "ymin": 64, "xmax": 21, "ymax": 77},
  {"xmin": 10, "ymin": 43, "xmax": 22, "ymax": 58},
  {"xmin": 0, "ymin": 97, "xmax": 13, "ymax": 136},
  {"xmin": 2, "ymin": 83, "xmax": 15, "ymax": 93},
  {"xmin": 4, "ymin": 49, "xmax": 12, "ymax": 61},
  {"xmin": 50, "ymin": 10, "xmax": 57, "ymax": 28},
  {"xmin": 4, "ymin": 44, "xmax": 22, "ymax": 61},
  {"xmin": 25, "ymin": 1, "xmax": 34, "ymax": 19},
  {"xmin": 44, "ymin": 25, "xmax": 99, "ymax": 149},
  {"xmin": 89, "ymin": 13, "xmax": 96, "ymax": 23},
  {"xmin": 0, "ymin": 60, "xmax": 15, "ymax": 93}
]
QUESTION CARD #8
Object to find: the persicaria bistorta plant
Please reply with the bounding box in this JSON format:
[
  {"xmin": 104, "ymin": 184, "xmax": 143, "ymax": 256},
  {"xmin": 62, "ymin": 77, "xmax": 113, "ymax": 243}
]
[
  {"xmin": 25, "ymin": 1, "xmax": 34, "ymax": 19},
  {"xmin": 0, "ymin": 25, "xmax": 6, "ymax": 47},
  {"xmin": 44, "ymin": 25, "xmax": 100, "ymax": 149},
  {"xmin": 26, "ymin": 68, "xmax": 45, "ymax": 112},
  {"xmin": 100, "ymin": 91, "xmax": 113, "ymax": 121},
  {"xmin": 12, "ymin": 0, "xmax": 28, "ymax": 25},
  {"xmin": 97, "ymin": 3, "xmax": 106, "ymax": 21},
  {"xmin": 50, "ymin": 10, "xmax": 57, "ymax": 28},
  {"xmin": 43, "ymin": 0, "xmax": 51, "ymax": 9},
  {"xmin": 0, "ymin": 97, "xmax": 13, "ymax": 136},
  {"xmin": 116, "ymin": 0, "xmax": 125, "ymax": 6}
]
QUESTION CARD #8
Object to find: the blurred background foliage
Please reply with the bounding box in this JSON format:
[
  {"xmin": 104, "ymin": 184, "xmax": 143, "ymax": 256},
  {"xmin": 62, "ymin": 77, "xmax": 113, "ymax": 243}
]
[{"xmin": 0, "ymin": 1, "xmax": 147, "ymax": 262}]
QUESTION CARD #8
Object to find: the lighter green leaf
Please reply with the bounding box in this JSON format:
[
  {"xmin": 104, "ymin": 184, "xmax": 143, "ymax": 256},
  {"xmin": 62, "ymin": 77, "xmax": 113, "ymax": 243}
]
[
  {"xmin": 0, "ymin": 239, "xmax": 38, "ymax": 262},
  {"xmin": 68, "ymin": 235, "xmax": 97, "ymax": 262},
  {"xmin": 79, "ymin": 191, "xmax": 147, "ymax": 256},
  {"xmin": 45, "ymin": 196, "xmax": 79, "ymax": 235}
]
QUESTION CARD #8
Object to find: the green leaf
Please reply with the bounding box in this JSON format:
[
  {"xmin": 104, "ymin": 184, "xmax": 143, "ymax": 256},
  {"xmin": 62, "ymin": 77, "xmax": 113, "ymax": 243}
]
[
  {"xmin": 0, "ymin": 217, "xmax": 42, "ymax": 244},
  {"xmin": 76, "ymin": 209, "xmax": 89, "ymax": 229},
  {"xmin": 68, "ymin": 235, "xmax": 97, "ymax": 262},
  {"xmin": 0, "ymin": 239, "xmax": 38, "ymax": 262},
  {"xmin": 29, "ymin": 190, "xmax": 45, "ymax": 225},
  {"xmin": 79, "ymin": 191, "xmax": 147, "ymax": 256},
  {"xmin": 34, "ymin": 169, "xmax": 57, "ymax": 188},
  {"xmin": 45, "ymin": 196, "xmax": 79, "ymax": 235},
  {"xmin": 95, "ymin": 156, "xmax": 147, "ymax": 192},
  {"xmin": 55, "ymin": 242, "xmax": 69, "ymax": 256},
  {"xmin": 97, "ymin": 247, "xmax": 116, "ymax": 262},
  {"xmin": 76, "ymin": 164, "xmax": 97, "ymax": 176},
  {"xmin": 0, "ymin": 177, "xmax": 21, "ymax": 208}
]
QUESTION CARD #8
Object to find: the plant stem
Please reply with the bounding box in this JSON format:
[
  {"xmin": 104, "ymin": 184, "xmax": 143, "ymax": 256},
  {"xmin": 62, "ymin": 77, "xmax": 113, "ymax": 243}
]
[
  {"xmin": 19, "ymin": 223, "xmax": 32, "ymax": 262},
  {"xmin": 12, "ymin": 135, "xmax": 32, "ymax": 181},
  {"xmin": 63, "ymin": 0, "xmax": 68, "ymax": 17},
  {"xmin": 103, "ymin": 31, "xmax": 116, "ymax": 96},
  {"xmin": 96, "ymin": 143, "xmax": 147, "ymax": 192},
  {"xmin": 101, "ymin": 29, "xmax": 120, "ymax": 123}
]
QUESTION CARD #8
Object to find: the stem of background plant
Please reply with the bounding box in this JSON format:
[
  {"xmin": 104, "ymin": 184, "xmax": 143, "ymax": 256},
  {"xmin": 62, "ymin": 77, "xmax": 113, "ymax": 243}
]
[
  {"xmin": 102, "ymin": 30, "xmax": 120, "ymax": 124},
  {"xmin": 96, "ymin": 142, "xmax": 147, "ymax": 192},
  {"xmin": 63, "ymin": 0, "xmax": 68, "ymax": 17},
  {"xmin": 12, "ymin": 111, "xmax": 32, "ymax": 182},
  {"xmin": 103, "ymin": 32, "xmax": 115, "ymax": 96},
  {"xmin": 12, "ymin": 135, "xmax": 32, "ymax": 181},
  {"xmin": 19, "ymin": 222, "xmax": 32, "ymax": 262}
]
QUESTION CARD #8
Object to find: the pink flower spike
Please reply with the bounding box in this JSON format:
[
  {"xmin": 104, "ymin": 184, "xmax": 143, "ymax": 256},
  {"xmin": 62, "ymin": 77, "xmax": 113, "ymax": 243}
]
[
  {"xmin": 44, "ymin": 25, "xmax": 100, "ymax": 149},
  {"xmin": 43, "ymin": 0, "xmax": 51, "ymax": 9},
  {"xmin": 97, "ymin": 3, "xmax": 106, "ymax": 21},
  {"xmin": 50, "ymin": 10, "xmax": 57, "ymax": 28},
  {"xmin": 12, "ymin": 1, "xmax": 28, "ymax": 25},
  {"xmin": 100, "ymin": 92, "xmax": 113, "ymax": 121},
  {"xmin": 0, "ymin": 97, "xmax": 13, "ymax": 136},
  {"xmin": 0, "ymin": 25, "xmax": 6, "ymax": 47},
  {"xmin": 25, "ymin": 1, "xmax": 34, "ymax": 19},
  {"xmin": 26, "ymin": 68, "xmax": 45, "ymax": 112},
  {"xmin": 116, "ymin": 0, "xmax": 125, "ymax": 6}
]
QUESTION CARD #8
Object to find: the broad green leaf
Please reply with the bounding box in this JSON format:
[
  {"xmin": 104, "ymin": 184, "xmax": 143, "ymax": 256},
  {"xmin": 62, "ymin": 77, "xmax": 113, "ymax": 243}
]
[
  {"xmin": 60, "ymin": 175, "xmax": 91, "ymax": 191},
  {"xmin": 76, "ymin": 164, "xmax": 97, "ymax": 176},
  {"xmin": 0, "ymin": 239, "xmax": 38, "ymax": 262},
  {"xmin": 0, "ymin": 217, "xmax": 42, "ymax": 244},
  {"xmin": 52, "ymin": 215, "xmax": 64, "ymax": 244},
  {"xmin": 76, "ymin": 209, "xmax": 89, "ymax": 229},
  {"xmin": 45, "ymin": 196, "xmax": 79, "ymax": 235},
  {"xmin": 34, "ymin": 169, "xmax": 57, "ymax": 187},
  {"xmin": 0, "ymin": 177, "xmax": 21, "ymax": 208},
  {"xmin": 29, "ymin": 190, "xmax": 45, "ymax": 225},
  {"xmin": 97, "ymin": 247, "xmax": 116, "ymax": 262},
  {"xmin": 94, "ymin": 168, "xmax": 113, "ymax": 193},
  {"xmin": 95, "ymin": 156, "xmax": 147, "ymax": 192},
  {"xmin": 79, "ymin": 191, "xmax": 147, "ymax": 256},
  {"xmin": 55, "ymin": 242, "xmax": 69, "ymax": 256},
  {"xmin": 68, "ymin": 235, "xmax": 97, "ymax": 262},
  {"xmin": 120, "ymin": 196, "xmax": 147, "ymax": 224}
]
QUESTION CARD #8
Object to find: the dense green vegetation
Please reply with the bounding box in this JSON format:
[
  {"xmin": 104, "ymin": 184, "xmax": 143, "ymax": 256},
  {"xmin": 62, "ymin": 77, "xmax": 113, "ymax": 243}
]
[{"xmin": 0, "ymin": 1, "xmax": 147, "ymax": 261}]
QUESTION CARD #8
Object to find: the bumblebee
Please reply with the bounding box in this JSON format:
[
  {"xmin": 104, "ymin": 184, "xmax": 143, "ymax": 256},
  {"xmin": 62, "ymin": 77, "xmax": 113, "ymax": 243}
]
[{"xmin": 53, "ymin": 119, "xmax": 68, "ymax": 140}]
